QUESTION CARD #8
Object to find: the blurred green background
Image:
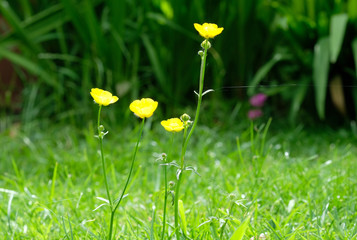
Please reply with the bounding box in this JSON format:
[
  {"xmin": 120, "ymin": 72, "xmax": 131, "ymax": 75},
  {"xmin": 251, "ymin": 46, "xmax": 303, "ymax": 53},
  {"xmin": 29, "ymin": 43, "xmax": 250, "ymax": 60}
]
[{"xmin": 1, "ymin": 0, "xmax": 357, "ymax": 129}]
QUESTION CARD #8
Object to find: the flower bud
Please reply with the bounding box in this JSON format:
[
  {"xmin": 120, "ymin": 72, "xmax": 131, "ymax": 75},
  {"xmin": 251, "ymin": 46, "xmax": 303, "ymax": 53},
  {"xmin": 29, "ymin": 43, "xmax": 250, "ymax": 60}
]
[
  {"xmin": 198, "ymin": 50, "xmax": 204, "ymax": 57},
  {"xmin": 180, "ymin": 113, "xmax": 191, "ymax": 122},
  {"xmin": 201, "ymin": 39, "xmax": 211, "ymax": 49},
  {"xmin": 169, "ymin": 181, "xmax": 175, "ymax": 189},
  {"xmin": 180, "ymin": 113, "xmax": 192, "ymax": 128},
  {"xmin": 98, "ymin": 125, "xmax": 105, "ymax": 132}
]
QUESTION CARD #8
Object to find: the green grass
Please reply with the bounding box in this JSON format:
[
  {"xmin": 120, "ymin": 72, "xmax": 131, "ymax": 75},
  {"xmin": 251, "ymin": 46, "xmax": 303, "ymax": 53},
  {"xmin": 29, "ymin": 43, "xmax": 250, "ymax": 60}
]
[{"xmin": 1, "ymin": 120, "xmax": 357, "ymax": 239}]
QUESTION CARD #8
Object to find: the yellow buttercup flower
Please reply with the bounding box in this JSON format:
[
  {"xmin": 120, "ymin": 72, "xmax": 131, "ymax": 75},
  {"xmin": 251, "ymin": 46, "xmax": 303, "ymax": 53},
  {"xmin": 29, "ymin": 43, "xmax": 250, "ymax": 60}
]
[
  {"xmin": 130, "ymin": 98, "xmax": 158, "ymax": 119},
  {"xmin": 161, "ymin": 118, "xmax": 184, "ymax": 132},
  {"xmin": 194, "ymin": 23, "xmax": 224, "ymax": 39},
  {"xmin": 90, "ymin": 88, "xmax": 118, "ymax": 106}
]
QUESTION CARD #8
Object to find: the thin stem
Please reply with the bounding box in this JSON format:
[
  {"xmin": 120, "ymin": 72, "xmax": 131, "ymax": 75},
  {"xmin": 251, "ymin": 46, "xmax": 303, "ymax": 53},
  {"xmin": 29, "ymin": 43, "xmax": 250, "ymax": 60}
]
[
  {"xmin": 250, "ymin": 120, "xmax": 255, "ymax": 154},
  {"xmin": 97, "ymin": 105, "xmax": 102, "ymax": 130},
  {"xmin": 174, "ymin": 125, "xmax": 188, "ymax": 240},
  {"xmin": 108, "ymin": 118, "xmax": 146, "ymax": 239},
  {"xmin": 180, "ymin": 127, "xmax": 189, "ymax": 168},
  {"xmin": 182, "ymin": 43, "xmax": 208, "ymax": 156},
  {"xmin": 108, "ymin": 211, "xmax": 115, "ymax": 240},
  {"xmin": 97, "ymin": 105, "xmax": 112, "ymax": 207},
  {"xmin": 219, "ymin": 201, "xmax": 236, "ymax": 239},
  {"xmin": 161, "ymin": 161, "xmax": 168, "ymax": 240},
  {"xmin": 174, "ymin": 41, "xmax": 209, "ymax": 240},
  {"xmin": 174, "ymin": 170, "xmax": 183, "ymax": 239},
  {"xmin": 97, "ymin": 105, "xmax": 113, "ymax": 240},
  {"xmin": 161, "ymin": 134, "xmax": 174, "ymax": 240},
  {"xmin": 100, "ymin": 138, "xmax": 112, "ymax": 207}
]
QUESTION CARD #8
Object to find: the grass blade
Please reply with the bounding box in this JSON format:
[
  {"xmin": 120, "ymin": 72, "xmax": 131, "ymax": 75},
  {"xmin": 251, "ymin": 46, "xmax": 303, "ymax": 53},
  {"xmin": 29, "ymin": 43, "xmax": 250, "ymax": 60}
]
[
  {"xmin": 50, "ymin": 162, "xmax": 59, "ymax": 202},
  {"xmin": 289, "ymin": 77, "xmax": 309, "ymax": 123},
  {"xmin": 81, "ymin": 0, "xmax": 106, "ymax": 58},
  {"xmin": 142, "ymin": 34, "xmax": 168, "ymax": 93},
  {"xmin": 0, "ymin": 1, "xmax": 39, "ymax": 51},
  {"xmin": 19, "ymin": 0, "xmax": 32, "ymax": 18},
  {"xmin": 348, "ymin": 0, "xmax": 357, "ymax": 19},
  {"xmin": 351, "ymin": 38, "xmax": 357, "ymax": 119},
  {"xmin": 329, "ymin": 13, "xmax": 348, "ymax": 63},
  {"xmin": 260, "ymin": 117, "xmax": 272, "ymax": 155},
  {"xmin": 150, "ymin": 206, "xmax": 156, "ymax": 240},
  {"xmin": 248, "ymin": 53, "xmax": 287, "ymax": 95},
  {"xmin": 229, "ymin": 214, "xmax": 251, "ymax": 240},
  {"xmin": 61, "ymin": 216, "xmax": 69, "ymax": 239},
  {"xmin": 352, "ymin": 38, "xmax": 357, "ymax": 79},
  {"xmin": 178, "ymin": 200, "xmax": 188, "ymax": 236},
  {"xmin": 61, "ymin": 0, "xmax": 90, "ymax": 45},
  {"xmin": 313, "ymin": 37, "xmax": 330, "ymax": 119},
  {"xmin": 0, "ymin": 46, "xmax": 60, "ymax": 90}
]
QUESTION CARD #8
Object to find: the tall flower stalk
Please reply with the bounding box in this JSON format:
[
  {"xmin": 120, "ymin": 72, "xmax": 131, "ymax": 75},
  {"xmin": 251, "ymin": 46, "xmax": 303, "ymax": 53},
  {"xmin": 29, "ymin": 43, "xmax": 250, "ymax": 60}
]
[
  {"xmin": 91, "ymin": 88, "xmax": 118, "ymax": 240},
  {"xmin": 90, "ymin": 88, "xmax": 118, "ymax": 208},
  {"xmin": 91, "ymin": 90, "xmax": 158, "ymax": 240},
  {"xmin": 108, "ymin": 117, "xmax": 146, "ymax": 239},
  {"xmin": 160, "ymin": 118, "xmax": 185, "ymax": 239},
  {"xmin": 161, "ymin": 152, "xmax": 168, "ymax": 240},
  {"xmin": 173, "ymin": 23, "xmax": 223, "ymax": 239}
]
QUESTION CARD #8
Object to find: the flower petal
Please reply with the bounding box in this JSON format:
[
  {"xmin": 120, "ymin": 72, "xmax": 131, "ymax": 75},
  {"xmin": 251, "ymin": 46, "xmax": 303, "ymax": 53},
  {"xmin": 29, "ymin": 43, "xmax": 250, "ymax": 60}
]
[
  {"xmin": 194, "ymin": 23, "xmax": 224, "ymax": 39},
  {"xmin": 130, "ymin": 98, "xmax": 158, "ymax": 119},
  {"xmin": 161, "ymin": 118, "xmax": 184, "ymax": 132},
  {"xmin": 90, "ymin": 88, "xmax": 118, "ymax": 106}
]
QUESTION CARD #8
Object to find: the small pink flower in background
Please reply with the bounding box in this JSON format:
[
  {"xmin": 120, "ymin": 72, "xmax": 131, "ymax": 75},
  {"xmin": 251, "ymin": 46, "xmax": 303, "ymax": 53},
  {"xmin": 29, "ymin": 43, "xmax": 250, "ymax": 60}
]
[
  {"xmin": 249, "ymin": 93, "xmax": 267, "ymax": 107},
  {"xmin": 248, "ymin": 109, "xmax": 263, "ymax": 120}
]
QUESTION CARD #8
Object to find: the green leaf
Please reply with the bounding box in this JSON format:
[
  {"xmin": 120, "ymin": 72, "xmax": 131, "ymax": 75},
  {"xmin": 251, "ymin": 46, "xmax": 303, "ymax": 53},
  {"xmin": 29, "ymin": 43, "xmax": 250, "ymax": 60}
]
[
  {"xmin": 50, "ymin": 162, "xmax": 59, "ymax": 202},
  {"xmin": 248, "ymin": 53, "xmax": 288, "ymax": 96},
  {"xmin": 81, "ymin": 0, "xmax": 107, "ymax": 58},
  {"xmin": 287, "ymin": 234, "xmax": 296, "ymax": 240},
  {"xmin": 289, "ymin": 78, "xmax": 309, "ymax": 123},
  {"xmin": 306, "ymin": 0, "xmax": 315, "ymax": 19},
  {"xmin": 330, "ymin": 13, "xmax": 348, "ymax": 63},
  {"xmin": 351, "ymin": 38, "xmax": 357, "ymax": 119},
  {"xmin": 292, "ymin": 0, "xmax": 304, "ymax": 15},
  {"xmin": 313, "ymin": 37, "xmax": 330, "ymax": 120},
  {"xmin": 348, "ymin": 0, "xmax": 357, "ymax": 20},
  {"xmin": 61, "ymin": 0, "xmax": 90, "ymax": 46},
  {"xmin": 20, "ymin": 0, "xmax": 32, "ymax": 18},
  {"xmin": 229, "ymin": 215, "xmax": 250, "ymax": 240},
  {"xmin": 0, "ymin": 1, "xmax": 40, "ymax": 51},
  {"xmin": 352, "ymin": 38, "xmax": 357, "ymax": 79},
  {"xmin": 178, "ymin": 200, "xmax": 187, "ymax": 236},
  {"xmin": 0, "ymin": 4, "xmax": 68, "ymax": 46},
  {"xmin": 142, "ymin": 34, "xmax": 168, "ymax": 93},
  {"xmin": 0, "ymin": 46, "xmax": 60, "ymax": 90},
  {"xmin": 107, "ymin": 0, "xmax": 126, "ymax": 72}
]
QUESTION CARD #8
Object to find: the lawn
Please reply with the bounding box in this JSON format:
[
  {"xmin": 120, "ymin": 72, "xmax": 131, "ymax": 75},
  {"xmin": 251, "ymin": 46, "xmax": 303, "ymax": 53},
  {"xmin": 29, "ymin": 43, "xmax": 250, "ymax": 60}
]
[{"xmin": 1, "ymin": 119, "xmax": 357, "ymax": 239}]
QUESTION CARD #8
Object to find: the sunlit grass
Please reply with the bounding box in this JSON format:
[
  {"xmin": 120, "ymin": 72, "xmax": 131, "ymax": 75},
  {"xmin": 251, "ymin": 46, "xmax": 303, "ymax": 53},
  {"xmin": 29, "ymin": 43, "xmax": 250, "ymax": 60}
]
[{"xmin": 1, "ymin": 122, "xmax": 357, "ymax": 239}]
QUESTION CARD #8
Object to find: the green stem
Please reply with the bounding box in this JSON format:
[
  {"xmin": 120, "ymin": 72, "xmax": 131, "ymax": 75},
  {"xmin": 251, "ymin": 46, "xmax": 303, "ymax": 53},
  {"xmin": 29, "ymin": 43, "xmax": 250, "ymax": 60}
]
[
  {"xmin": 100, "ymin": 138, "xmax": 112, "ymax": 208},
  {"xmin": 161, "ymin": 134, "xmax": 174, "ymax": 240},
  {"xmin": 250, "ymin": 120, "xmax": 255, "ymax": 154},
  {"xmin": 182, "ymin": 43, "xmax": 208, "ymax": 156},
  {"xmin": 174, "ymin": 41, "xmax": 209, "ymax": 240},
  {"xmin": 174, "ymin": 124, "xmax": 188, "ymax": 240},
  {"xmin": 97, "ymin": 105, "xmax": 113, "ymax": 240},
  {"xmin": 97, "ymin": 105, "xmax": 112, "ymax": 207},
  {"xmin": 108, "ymin": 118, "xmax": 146, "ymax": 239},
  {"xmin": 108, "ymin": 211, "xmax": 115, "ymax": 240},
  {"xmin": 161, "ymin": 161, "xmax": 168, "ymax": 240},
  {"xmin": 219, "ymin": 201, "xmax": 236, "ymax": 239},
  {"xmin": 174, "ymin": 170, "xmax": 183, "ymax": 239}
]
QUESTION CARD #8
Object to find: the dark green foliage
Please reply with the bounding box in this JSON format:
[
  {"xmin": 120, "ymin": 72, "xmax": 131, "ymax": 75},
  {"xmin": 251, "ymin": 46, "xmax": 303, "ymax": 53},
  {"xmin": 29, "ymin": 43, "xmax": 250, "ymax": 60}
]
[{"xmin": 1, "ymin": 0, "xmax": 357, "ymax": 126}]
